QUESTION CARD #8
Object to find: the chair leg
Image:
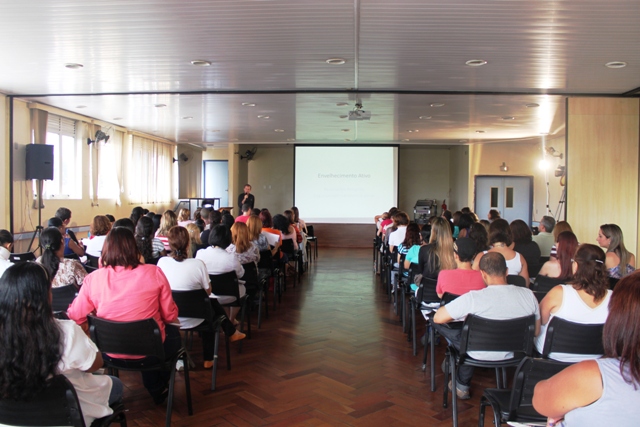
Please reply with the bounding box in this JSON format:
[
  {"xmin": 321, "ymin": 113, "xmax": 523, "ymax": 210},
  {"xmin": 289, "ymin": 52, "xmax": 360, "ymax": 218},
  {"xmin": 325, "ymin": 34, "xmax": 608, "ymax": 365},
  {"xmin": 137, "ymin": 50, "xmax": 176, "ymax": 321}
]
[
  {"xmin": 430, "ymin": 324, "xmax": 436, "ymax": 392},
  {"xmin": 166, "ymin": 368, "xmax": 176, "ymax": 427},
  {"xmin": 411, "ymin": 301, "xmax": 417, "ymax": 355},
  {"xmin": 225, "ymin": 335, "xmax": 231, "ymax": 370},
  {"xmin": 478, "ymin": 397, "xmax": 487, "ymax": 427},
  {"xmin": 211, "ymin": 327, "xmax": 220, "ymax": 391},
  {"xmin": 443, "ymin": 350, "xmax": 450, "ymax": 408},
  {"xmin": 452, "ymin": 358, "xmax": 459, "ymax": 427},
  {"xmin": 182, "ymin": 353, "xmax": 193, "ymax": 415}
]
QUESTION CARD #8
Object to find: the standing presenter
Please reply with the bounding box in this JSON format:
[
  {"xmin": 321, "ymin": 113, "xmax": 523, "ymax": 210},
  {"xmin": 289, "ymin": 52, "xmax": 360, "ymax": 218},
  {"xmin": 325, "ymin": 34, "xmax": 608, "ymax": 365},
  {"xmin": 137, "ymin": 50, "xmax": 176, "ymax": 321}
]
[{"xmin": 237, "ymin": 184, "xmax": 255, "ymax": 214}]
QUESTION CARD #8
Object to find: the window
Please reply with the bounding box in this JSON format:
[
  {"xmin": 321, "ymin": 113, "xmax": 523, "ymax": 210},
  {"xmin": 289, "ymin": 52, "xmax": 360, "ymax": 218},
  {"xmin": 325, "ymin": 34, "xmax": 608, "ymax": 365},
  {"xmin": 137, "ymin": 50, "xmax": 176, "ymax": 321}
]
[
  {"xmin": 505, "ymin": 187, "xmax": 514, "ymax": 208},
  {"xmin": 44, "ymin": 115, "xmax": 81, "ymax": 199},
  {"xmin": 490, "ymin": 187, "xmax": 499, "ymax": 208},
  {"xmin": 128, "ymin": 135, "xmax": 173, "ymax": 204}
]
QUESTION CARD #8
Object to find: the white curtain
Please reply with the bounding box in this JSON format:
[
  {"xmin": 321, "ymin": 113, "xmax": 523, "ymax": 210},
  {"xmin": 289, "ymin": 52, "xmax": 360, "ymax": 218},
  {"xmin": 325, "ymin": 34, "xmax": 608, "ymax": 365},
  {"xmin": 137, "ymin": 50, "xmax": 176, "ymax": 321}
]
[{"xmin": 128, "ymin": 135, "xmax": 173, "ymax": 204}]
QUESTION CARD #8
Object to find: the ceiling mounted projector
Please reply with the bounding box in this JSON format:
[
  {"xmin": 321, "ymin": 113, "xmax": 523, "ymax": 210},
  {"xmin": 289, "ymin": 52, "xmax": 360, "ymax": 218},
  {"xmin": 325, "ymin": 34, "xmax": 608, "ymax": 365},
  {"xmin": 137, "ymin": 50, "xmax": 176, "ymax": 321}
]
[{"xmin": 348, "ymin": 110, "xmax": 371, "ymax": 121}]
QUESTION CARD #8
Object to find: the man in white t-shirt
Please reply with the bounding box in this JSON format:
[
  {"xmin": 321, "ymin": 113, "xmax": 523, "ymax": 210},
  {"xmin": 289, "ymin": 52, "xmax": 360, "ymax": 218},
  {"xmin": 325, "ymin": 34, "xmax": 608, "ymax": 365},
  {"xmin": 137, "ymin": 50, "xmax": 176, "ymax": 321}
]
[{"xmin": 433, "ymin": 252, "xmax": 540, "ymax": 399}]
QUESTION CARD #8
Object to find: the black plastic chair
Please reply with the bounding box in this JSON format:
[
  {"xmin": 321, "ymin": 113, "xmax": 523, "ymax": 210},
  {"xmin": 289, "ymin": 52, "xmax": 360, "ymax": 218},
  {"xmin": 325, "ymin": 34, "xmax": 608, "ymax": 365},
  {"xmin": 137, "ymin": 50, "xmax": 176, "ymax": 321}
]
[
  {"xmin": 479, "ymin": 357, "xmax": 569, "ymax": 427},
  {"xmin": 609, "ymin": 276, "xmax": 619, "ymax": 290},
  {"xmin": 51, "ymin": 285, "xmax": 78, "ymax": 312},
  {"xmin": 281, "ymin": 238, "xmax": 301, "ymax": 287},
  {"xmin": 423, "ymin": 292, "xmax": 461, "ymax": 391},
  {"xmin": 171, "ymin": 289, "xmax": 228, "ymax": 391},
  {"xmin": 86, "ymin": 254, "xmax": 100, "ymax": 268},
  {"xmin": 209, "ymin": 272, "xmax": 251, "ymax": 341},
  {"xmin": 410, "ymin": 276, "xmax": 439, "ymax": 356},
  {"xmin": 306, "ymin": 224, "xmax": 318, "ymax": 260},
  {"xmin": 258, "ymin": 249, "xmax": 280, "ymax": 311},
  {"xmin": 64, "ymin": 253, "xmax": 81, "ymax": 261},
  {"xmin": 443, "ymin": 314, "xmax": 537, "ymax": 427},
  {"xmin": 87, "ymin": 316, "xmax": 193, "ymax": 427},
  {"xmin": 531, "ymin": 275, "xmax": 564, "ymax": 294},
  {"xmin": 507, "ymin": 275, "xmax": 527, "ymax": 288},
  {"xmin": 540, "ymin": 317, "xmax": 604, "ymax": 359},
  {"xmin": 84, "ymin": 264, "xmax": 98, "ymax": 274},
  {"xmin": 0, "ymin": 374, "xmax": 126, "ymax": 427},
  {"xmin": 8, "ymin": 251, "xmax": 36, "ymax": 263}
]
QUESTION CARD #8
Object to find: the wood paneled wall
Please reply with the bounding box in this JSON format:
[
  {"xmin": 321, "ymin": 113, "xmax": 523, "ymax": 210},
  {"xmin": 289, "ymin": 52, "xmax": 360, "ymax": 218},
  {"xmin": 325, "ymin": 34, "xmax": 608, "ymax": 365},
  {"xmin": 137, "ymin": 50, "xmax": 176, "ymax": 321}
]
[
  {"xmin": 311, "ymin": 223, "xmax": 376, "ymax": 248},
  {"xmin": 567, "ymin": 97, "xmax": 640, "ymax": 254}
]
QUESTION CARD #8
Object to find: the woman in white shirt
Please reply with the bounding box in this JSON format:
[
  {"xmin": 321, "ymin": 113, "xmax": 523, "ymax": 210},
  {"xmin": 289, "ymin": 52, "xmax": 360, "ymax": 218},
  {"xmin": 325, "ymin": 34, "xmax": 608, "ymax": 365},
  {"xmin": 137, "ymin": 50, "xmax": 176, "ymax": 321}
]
[
  {"xmin": 85, "ymin": 215, "xmax": 112, "ymax": 257},
  {"xmin": 158, "ymin": 226, "xmax": 245, "ymax": 369},
  {"xmin": 0, "ymin": 262, "xmax": 122, "ymax": 426}
]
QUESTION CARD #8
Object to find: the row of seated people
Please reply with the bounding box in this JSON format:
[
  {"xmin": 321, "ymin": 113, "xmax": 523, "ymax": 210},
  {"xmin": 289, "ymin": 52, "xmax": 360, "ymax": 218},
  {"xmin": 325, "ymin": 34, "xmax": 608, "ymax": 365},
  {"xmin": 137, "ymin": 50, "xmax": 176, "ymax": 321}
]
[
  {"xmin": 0, "ymin": 203, "xmax": 313, "ymax": 425},
  {"xmin": 375, "ymin": 207, "xmax": 640, "ymax": 425}
]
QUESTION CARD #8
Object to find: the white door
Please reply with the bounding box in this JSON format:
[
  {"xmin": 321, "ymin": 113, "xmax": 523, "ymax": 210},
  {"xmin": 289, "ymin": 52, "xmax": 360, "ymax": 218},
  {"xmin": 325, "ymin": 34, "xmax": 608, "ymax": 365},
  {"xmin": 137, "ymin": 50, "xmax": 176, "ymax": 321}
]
[
  {"xmin": 203, "ymin": 160, "xmax": 229, "ymax": 207},
  {"xmin": 474, "ymin": 176, "xmax": 532, "ymax": 225}
]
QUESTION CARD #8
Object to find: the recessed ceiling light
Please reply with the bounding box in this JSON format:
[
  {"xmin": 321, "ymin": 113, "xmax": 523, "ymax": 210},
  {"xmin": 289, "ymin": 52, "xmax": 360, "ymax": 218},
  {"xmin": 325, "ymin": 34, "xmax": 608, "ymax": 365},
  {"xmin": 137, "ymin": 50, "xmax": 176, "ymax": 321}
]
[
  {"xmin": 419, "ymin": 116, "xmax": 432, "ymax": 120},
  {"xmin": 465, "ymin": 59, "xmax": 487, "ymax": 67},
  {"xmin": 230, "ymin": 138, "xmax": 239, "ymax": 142},
  {"xmin": 341, "ymin": 129, "xmax": 350, "ymax": 132},
  {"xmin": 525, "ymin": 103, "xmax": 540, "ymax": 108},
  {"xmin": 182, "ymin": 116, "xmax": 193, "ymax": 120},
  {"xmin": 326, "ymin": 58, "xmax": 346, "ymax": 65},
  {"xmin": 113, "ymin": 117, "xmax": 123, "ymax": 121},
  {"xmin": 502, "ymin": 116, "xmax": 515, "ymax": 120},
  {"xmin": 76, "ymin": 105, "xmax": 86, "ymax": 109},
  {"xmin": 154, "ymin": 103, "xmax": 166, "ymax": 108},
  {"xmin": 287, "ymin": 138, "xmax": 296, "ymax": 142},
  {"xmin": 257, "ymin": 115, "xmax": 270, "ymax": 119},
  {"xmin": 190, "ymin": 59, "xmax": 211, "ymax": 66},
  {"xmin": 344, "ymin": 139, "xmax": 351, "ymax": 142},
  {"xmin": 605, "ymin": 61, "xmax": 627, "ymax": 69},
  {"xmin": 209, "ymin": 129, "xmax": 220, "ymax": 132},
  {"xmin": 476, "ymin": 130, "xmax": 485, "ymax": 133},
  {"xmin": 539, "ymin": 132, "xmax": 549, "ymax": 135},
  {"xmin": 430, "ymin": 103, "xmax": 445, "ymax": 107},
  {"xmin": 64, "ymin": 63, "xmax": 83, "ymax": 69},
  {"xmin": 336, "ymin": 102, "xmax": 349, "ymax": 107},
  {"xmin": 459, "ymin": 139, "xmax": 468, "ymax": 143},
  {"xmin": 339, "ymin": 115, "xmax": 348, "ymax": 119},
  {"xmin": 242, "ymin": 102, "xmax": 256, "ymax": 107},
  {"xmin": 402, "ymin": 139, "xmax": 410, "ymax": 142},
  {"xmin": 274, "ymin": 129, "xmax": 284, "ymax": 132}
]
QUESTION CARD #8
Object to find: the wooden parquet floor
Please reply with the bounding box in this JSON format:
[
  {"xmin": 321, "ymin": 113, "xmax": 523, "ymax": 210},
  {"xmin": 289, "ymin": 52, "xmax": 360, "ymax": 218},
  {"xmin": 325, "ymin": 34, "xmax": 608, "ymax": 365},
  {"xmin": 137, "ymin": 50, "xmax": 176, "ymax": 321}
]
[{"xmin": 120, "ymin": 249, "xmax": 499, "ymax": 426}]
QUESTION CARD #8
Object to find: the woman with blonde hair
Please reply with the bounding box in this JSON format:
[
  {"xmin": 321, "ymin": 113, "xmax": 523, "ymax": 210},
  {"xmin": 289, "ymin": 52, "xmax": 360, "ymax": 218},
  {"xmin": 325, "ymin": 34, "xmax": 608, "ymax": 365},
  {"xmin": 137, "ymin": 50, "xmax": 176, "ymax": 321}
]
[
  {"xmin": 550, "ymin": 220, "xmax": 574, "ymax": 258},
  {"xmin": 185, "ymin": 222, "xmax": 205, "ymax": 257},
  {"xmin": 155, "ymin": 210, "xmax": 178, "ymax": 251},
  {"xmin": 177, "ymin": 208, "xmax": 192, "ymax": 227},
  {"xmin": 247, "ymin": 215, "xmax": 273, "ymax": 253},
  {"xmin": 418, "ymin": 217, "xmax": 456, "ymax": 280},
  {"xmin": 597, "ymin": 223, "xmax": 635, "ymax": 279},
  {"xmin": 227, "ymin": 222, "xmax": 259, "ymax": 265}
]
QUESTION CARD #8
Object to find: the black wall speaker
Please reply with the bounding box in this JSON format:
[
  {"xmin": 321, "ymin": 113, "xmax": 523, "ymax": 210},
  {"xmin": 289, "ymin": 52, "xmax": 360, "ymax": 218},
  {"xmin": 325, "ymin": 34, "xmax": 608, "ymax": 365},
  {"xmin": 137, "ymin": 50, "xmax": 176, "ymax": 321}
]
[{"xmin": 25, "ymin": 144, "xmax": 54, "ymax": 180}]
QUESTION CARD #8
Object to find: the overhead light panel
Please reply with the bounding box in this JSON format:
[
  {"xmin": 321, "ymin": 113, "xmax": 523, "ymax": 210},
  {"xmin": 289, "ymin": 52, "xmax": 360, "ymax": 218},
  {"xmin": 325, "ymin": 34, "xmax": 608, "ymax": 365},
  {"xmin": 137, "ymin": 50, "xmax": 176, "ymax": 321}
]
[
  {"xmin": 190, "ymin": 59, "xmax": 211, "ymax": 66},
  {"xmin": 605, "ymin": 61, "xmax": 627, "ymax": 69}
]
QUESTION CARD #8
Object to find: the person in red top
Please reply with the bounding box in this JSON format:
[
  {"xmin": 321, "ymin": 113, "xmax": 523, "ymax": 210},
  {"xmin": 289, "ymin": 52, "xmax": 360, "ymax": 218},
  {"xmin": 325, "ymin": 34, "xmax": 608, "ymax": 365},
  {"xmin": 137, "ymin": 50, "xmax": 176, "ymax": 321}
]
[
  {"xmin": 436, "ymin": 237, "xmax": 486, "ymax": 298},
  {"xmin": 67, "ymin": 227, "xmax": 179, "ymax": 405},
  {"xmin": 234, "ymin": 203, "xmax": 252, "ymax": 224}
]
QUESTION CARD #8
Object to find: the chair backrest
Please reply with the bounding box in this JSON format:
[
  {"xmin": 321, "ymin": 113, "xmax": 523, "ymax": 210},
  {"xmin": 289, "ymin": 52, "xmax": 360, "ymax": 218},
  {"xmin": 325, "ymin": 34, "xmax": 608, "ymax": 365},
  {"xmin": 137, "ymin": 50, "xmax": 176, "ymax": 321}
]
[
  {"xmin": 8, "ymin": 251, "xmax": 36, "ymax": 263},
  {"xmin": 64, "ymin": 253, "xmax": 80, "ymax": 261},
  {"xmin": 506, "ymin": 357, "xmax": 570, "ymax": 421},
  {"xmin": 459, "ymin": 314, "xmax": 536, "ymax": 357},
  {"xmin": 0, "ymin": 374, "xmax": 85, "ymax": 427},
  {"xmin": 527, "ymin": 261, "xmax": 543, "ymax": 279},
  {"xmin": 507, "ymin": 275, "xmax": 527, "ymax": 288},
  {"xmin": 86, "ymin": 254, "xmax": 100, "ymax": 268},
  {"xmin": 440, "ymin": 292, "xmax": 460, "ymax": 305},
  {"xmin": 541, "ymin": 317, "xmax": 605, "ymax": 357},
  {"xmin": 84, "ymin": 264, "xmax": 98, "ymax": 274},
  {"xmin": 209, "ymin": 271, "xmax": 240, "ymax": 300},
  {"xmin": 51, "ymin": 285, "xmax": 78, "ymax": 312},
  {"xmin": 281, "ymin": 238, "xmax": 296, "ymax": 255},
  {"xmin": 609, "ymin": 276, "xmax": 619, "ymax": 290},
  {"xmin": 88, "ymin": 316, "xmax": 165, "ymax": 359},
  {"xmin": 418, "ymin": 277, "xmax": 439, "ymax": 303},
  {"xmin": 257, "ymin": 249, "xmax": 274, "ymax": 270},
  {"xmin": 171, "ymin": 289, "xmax": 213, "ymax": 323},
  {"xmin": 306, "ymin": 225, "xmax": 315, "ymax": 238},
  {"xmin": 241, "ymin": 262, "xmax": 260, "ymax": 292},
  {"xmin": 531, "ymin": 275, "xmax": 564, "ymax": 293},
  {"xmin": 146, "ymin": 257, "xmax": 161, "ymax": 265}
]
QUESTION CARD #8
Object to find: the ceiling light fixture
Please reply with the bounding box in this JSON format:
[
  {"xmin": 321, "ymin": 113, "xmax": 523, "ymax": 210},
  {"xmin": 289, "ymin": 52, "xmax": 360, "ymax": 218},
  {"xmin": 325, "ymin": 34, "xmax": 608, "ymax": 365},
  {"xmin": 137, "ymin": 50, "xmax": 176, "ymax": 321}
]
[
  {"xmin": 476, "ymin": 130, "xmax": 485, "ymax": 133},
  {"xmin": 76, "ymin": 105, "xmax": 86, "ymax": 109},
  {"xmin": 339, "ymin": 115, "xmax": 348, "ymax": 119},
  {"xmin": 465, "ymin": 59, "xmax": 487, "ymax": 67},
  {"xmin": 502, "ymin": 116, "xmax": 515, "ymax": 120},
  {"xmin": 344, "ymin": 139, "xmax": 351, "ymax": 142},
  {"xmin": 402, "ymin": 139, "xmax": 410, "ymax": 142},
  {"xmin": 64, "ymin": 63, "xmax": 83, "ymax": 69},
  {"xmin": 209, "ymin": 129, "xmax": 220, "ymax": 132},
  {"xmin": 154, "ymin": 103, "xmax": 166, "ymax": 108},
  {"xmin": 336, "ymin": 102, "xmax": 349, "ymax": 107},
  {"xmin": 605, "ymin": 61, "xmax": 627, "ymax": 69},
  {"xmin": 242, "ymin": 102, "xmax": 256, "ymax": 107},
  {"xmin": 525, "ymin": 103, "xmax": 540, "ymax": 108},
  {"xmin": 182, "ymin": 116, "xmax": 193, "ymax": 120},
  {"xmin": 341, "ymin": 129, "xmax": 350, "ymax": 132},
  {"xmin": 430, "ymin": 103, "xmax": 445, "ymax": 107},
  {"xmin": 113, "ymin": 117, "xmax": 123, "ymax": 121},
  {"xmin": 287, "ymin": 138, "xmax": 296, "ymax": 142},
  {"xmin": 459, "ymin": 139, "xmax": 468, "ymax": 143},
  {"xmin": 274, "ymin": 129, "xmax": 284, "ymax": 132},
  {"xmin": 326, "ymin": 58, "xmax": 346, "ymax": 65},
  {"xmin": 190, "ymin": 59, "xmax": 211, "ymax": 66},
  {"xmin": 419, "ymin": 116, "xmax": 432, "ymax": 120},
  {"xmin": 257, "ymin": 115, "xmax": 270, "ymax": 119}
]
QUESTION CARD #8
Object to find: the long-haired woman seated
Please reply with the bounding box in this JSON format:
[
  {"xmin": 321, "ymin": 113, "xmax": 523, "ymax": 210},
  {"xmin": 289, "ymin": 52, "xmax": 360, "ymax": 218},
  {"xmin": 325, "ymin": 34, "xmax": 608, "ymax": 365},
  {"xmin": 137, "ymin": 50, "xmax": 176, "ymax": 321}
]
[
  {"xmin": 67, "ymin": 227, "xmax": 179, "ymax": 405},
  {"xmin": 0, "ymin": 263, "xmax": 123, "ymax": 426},
  {"xmin": 36, "ymin": 227, "xmax": 86, "ymax": 289}
]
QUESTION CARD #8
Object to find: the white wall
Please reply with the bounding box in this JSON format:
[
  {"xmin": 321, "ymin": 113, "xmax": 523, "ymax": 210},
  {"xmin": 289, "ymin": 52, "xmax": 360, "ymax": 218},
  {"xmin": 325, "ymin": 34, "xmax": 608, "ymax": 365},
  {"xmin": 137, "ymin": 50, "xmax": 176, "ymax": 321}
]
[
  {"xmin": 448, "ymin": 145, "xmax": 470, "ymax": 212},
  {"xmin": 398, "ymin": 147, "xmax": 450, "ymax": 217}
]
